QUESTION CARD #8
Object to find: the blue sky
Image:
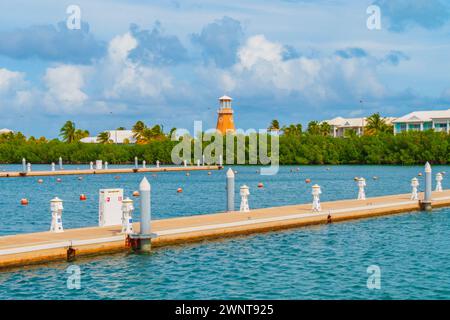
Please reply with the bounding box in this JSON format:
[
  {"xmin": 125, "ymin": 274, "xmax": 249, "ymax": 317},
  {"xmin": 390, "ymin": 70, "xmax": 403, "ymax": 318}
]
[{"xmin": 1, "ymin": 0, "xmax": 450, "ymax": 138}]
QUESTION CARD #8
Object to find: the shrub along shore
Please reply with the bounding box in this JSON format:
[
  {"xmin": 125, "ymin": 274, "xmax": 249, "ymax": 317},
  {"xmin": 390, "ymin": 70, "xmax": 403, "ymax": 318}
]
[{"xmin": 1, "ymin": 130, "xmax": 449, "ymax": 165}]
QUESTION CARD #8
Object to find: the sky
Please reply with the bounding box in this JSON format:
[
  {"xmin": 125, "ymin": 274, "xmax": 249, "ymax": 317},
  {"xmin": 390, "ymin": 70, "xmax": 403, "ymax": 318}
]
[{"xmin": 1, "ymin": 0, "xmax": 450, "ymax": 138}]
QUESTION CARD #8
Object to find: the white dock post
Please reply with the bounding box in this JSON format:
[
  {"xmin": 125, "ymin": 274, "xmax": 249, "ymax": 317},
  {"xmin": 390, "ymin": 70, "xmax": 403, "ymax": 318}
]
[
  {"xmin": 90, "ymin": 161, "xmax": 94, "ymax": 170},
  {"xmin": 183, "ymin": 159, "xmax": 187, "ymax": 167},
  {"xmin": 226, "ymin": 168, "xmax": 235, "ymax": 212},
  {"xmin": 219, "ymin": 154, "xmax": 223, "ymax": 167},
  {"xmin": 411, "ymin": 177, "xmax": 419, "ymax": 200},
  {"xmin": 156, "ymin": 160, "xmax": 160, "ymax": 168},
  {"xmin": 312, "ymin": 184, "xmax": 322, "ymax": 212},
  {"xmin": 22, "ymin": 158, "xmax": 26, "ymax": 172},
  {"xmin": 240, "ymin": 185, "xmax": 250, "ymax": 212},
  {"xmin": 202, "ymin": 154, "xmax": 205, "ymax": 166},
  {"xmin": 27, "ymin": 163, "xmax": 31, "ymax": 173},
  {"xmin": 197, "ymin": 159, "xmax": 200, "ymax": 167},
  {"xmin": 422, "ymin": 162, "xmax": 432, "ymax": 210},
  {"xmin": 142, "ymin": 160, "xmax": 146, "ymax": 169},
  {"xmin": 357, "ymin": 177, "xmax": 366, "ymax": 200},
  {"xmin": 436, "ymin": 173, "xmax": 443, "ymax": 192},
  {"xmin": 50, "ymin": 197, "xmax": 64, "ymax": 233},
  {"xmin": 136, "ymin": 177, "xmax": 152, "ymax": 251},
  {"xmin": 59, "ymin": 157, "xmax": 63, "ymax": 170},
  {"xmin": 121, "ymin": 197, "xmax": 134, "ymax": 234},
  {"xmin": 51, "ymin": 162, "xmax": 55, "ymax": 172},
  {"xmin": 104, "ymin": 161, "xmax": 108, "ymax": 170},
  {"xmin": 134, "ymin": 157, "xmax": 138, "ymax": 169}
]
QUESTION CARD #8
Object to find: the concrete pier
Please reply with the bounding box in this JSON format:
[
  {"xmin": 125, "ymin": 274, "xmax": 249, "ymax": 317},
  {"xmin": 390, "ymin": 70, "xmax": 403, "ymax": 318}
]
[
  {"xmin": 1, "ymin": 190, "xmax": 450, "ymax": 269},
  {"xmin": 0, "ymin": 165, "xmax": 222, "ymax": 178}
]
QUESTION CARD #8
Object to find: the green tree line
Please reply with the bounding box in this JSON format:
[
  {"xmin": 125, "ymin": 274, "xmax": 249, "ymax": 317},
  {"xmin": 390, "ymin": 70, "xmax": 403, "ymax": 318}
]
[{"xmin": 0, "ymin": 116, "xmax": 449, "ymax": 165}]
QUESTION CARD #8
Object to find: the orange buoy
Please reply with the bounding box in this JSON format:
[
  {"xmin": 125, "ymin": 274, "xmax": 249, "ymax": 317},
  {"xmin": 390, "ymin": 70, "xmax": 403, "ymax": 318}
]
[
  {"xmin": 418, "ymin": 172, "xmax": 423, "ymax": 176},
  {"xmin": 132, "ymin": 191, "xmax": 140, "ymax": 197},
  {"xmin": 305, "ymin": 178, "xmax": 311, "ymax": 183},
  {"xmin": 79, "ymin": 194, "xmax": 87, "ymax": 201},
  {"xmin": 37, "ymin": 179, "xmax": 43, "ymax": 184},
  {"xmin": 20, "ymin": 198, "xmax": 29, "ymax": 205},
  {"xmin": 258, "ymin": 182, "xmax": 264, "ymax": 188},
  {"xmin": 177, "ymin": 187, "xmax": 183, "ymax": 193}
]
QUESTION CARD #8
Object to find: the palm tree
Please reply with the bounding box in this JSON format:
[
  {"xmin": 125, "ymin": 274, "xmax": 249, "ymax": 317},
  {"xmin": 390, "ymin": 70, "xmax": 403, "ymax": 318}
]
[
  {"xmin": 320, "ymin": 122, "xmax": 331, "ymax": 136},
  {"xmin": 365, "ymin": 113, "xmax": 388, "ymax": 136},
  {"xmin": 97, "ymin": 131, "xmax": 111, "ymax": 144},
  {"xmin": 132, "ymin": 121, "xmax": 147, "ymax": 143},
  {"xmin": 268, "ymin": 119, "xmax": 280, "ymax": 131},
  {"xmin": 74, "ymin": 129, "xmax": 89, "ymax": 141},
  {"xmin": 282, "ymin": 124, "xmax": 302, "ymax": 136},
  {"xmin": 307, "ymin": 121, "xmax": 321, "ymax": 135},
  {"xmin": 59, "ymin": 121, "xmax": 76, "ymax": 143}
]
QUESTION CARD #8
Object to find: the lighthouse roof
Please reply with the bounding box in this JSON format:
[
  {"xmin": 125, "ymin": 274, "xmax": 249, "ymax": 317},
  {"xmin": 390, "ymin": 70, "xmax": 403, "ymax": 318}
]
[{"xmin": 219, "ymin": 95, "xmax": 232, "ymax": 101}]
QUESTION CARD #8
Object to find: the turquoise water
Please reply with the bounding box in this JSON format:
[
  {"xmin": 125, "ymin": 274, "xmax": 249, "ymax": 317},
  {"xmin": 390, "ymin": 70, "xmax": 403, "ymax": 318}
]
[
  {"xmin": 0, "ymin": 165, "xmax": 449, "ymax": 299},
  {"xmin": 0, "ymin": 164, "xmax": 448, "ymax": 236}
]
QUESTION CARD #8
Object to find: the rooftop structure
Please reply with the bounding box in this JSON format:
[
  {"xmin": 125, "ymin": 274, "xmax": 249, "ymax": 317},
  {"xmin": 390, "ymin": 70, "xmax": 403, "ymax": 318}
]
[{"xmin": 392, "ymin": 109, "xmax": 450, "ymax": 134}]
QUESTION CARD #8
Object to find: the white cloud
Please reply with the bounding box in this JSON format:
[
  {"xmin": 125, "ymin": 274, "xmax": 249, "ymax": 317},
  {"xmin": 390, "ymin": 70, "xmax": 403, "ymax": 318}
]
[
  {"xmin": 43, "ymin": 65, "xmax": 89, "ymax": 113},
  {"xmin": 203, "ymin": 35, "xmax": 387, "ymax": 106},
  {"xmin": 102, "ymin": 32, "xmax": 173, "ymax": 102},
  {"xmin": 0, "ymin": 68, "xmax": 25, "ymax": 93}
]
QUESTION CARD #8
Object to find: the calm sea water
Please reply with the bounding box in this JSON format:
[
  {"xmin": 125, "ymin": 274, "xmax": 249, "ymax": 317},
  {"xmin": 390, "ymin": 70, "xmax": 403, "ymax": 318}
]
[{"xmin": 0, "ymin": 165, "xmax": 449, "ymax": 299}]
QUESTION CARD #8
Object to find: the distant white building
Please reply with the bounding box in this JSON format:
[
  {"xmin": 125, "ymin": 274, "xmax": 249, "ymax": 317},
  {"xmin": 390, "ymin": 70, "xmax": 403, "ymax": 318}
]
[
  {"xmin": 0, "ymin": 128, "xmax": 13, "ymax": 135},
  {"xmin": 323, "ymin": 117, "xmax": 396, "ymax": 137},
  {"xmin": 392, "ymin": 109, "xmax": 450, "ymax": 134},
  {"xmin": 80, "ymin": 130, "xmax": 136, "ymax": 144}
]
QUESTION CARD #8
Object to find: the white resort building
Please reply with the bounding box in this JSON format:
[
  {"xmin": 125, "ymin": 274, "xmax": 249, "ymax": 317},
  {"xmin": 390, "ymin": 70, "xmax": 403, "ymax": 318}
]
[
  {"xmin": 80, "ymin": 130, "xmax": 136, "ymax": 144},
  {"xmin": 0, "ymin": 128, "xmax": 13, "ymax": 135},
  {"xmin": 392, "ymin": 109, "xmax": 450, "ymax": 134},
  {"xmin": 323, "ymin": 117, "xmax": 396, "ymax": 137}
]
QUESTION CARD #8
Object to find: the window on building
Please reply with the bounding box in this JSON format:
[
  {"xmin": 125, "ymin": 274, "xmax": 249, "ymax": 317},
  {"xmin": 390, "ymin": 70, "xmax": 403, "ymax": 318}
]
[
  {"xmin": 434, "ymin": 122, "xmax": 448, "ymax": 132},
  {"xmin": 408, "ymin": 124, "xmax": 421, "ymax": 131}
]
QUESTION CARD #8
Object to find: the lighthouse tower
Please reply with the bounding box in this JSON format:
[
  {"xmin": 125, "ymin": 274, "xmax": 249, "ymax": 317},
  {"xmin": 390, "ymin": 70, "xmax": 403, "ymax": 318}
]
[{"xmin": 216, "ymin": 95, "xmax": 236, "ymax": 134}]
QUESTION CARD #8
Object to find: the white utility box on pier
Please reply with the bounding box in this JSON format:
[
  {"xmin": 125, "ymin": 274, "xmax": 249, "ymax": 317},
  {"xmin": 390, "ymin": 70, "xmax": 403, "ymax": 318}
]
[
  {"xmin": 99, "ymin": 188, "xmax": 123, "ymax": 227},
  {"xmin": 95, "ymin": 160, "xmax": 103, "ymax": 170}
]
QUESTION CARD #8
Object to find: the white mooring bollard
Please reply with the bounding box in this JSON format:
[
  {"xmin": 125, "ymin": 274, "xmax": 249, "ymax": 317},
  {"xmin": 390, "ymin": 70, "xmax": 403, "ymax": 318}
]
[
  {"xmin": 134, "ymin": 156, "xmax": 138, "ymax": 169},
  {"xmin": 27, "ymin": 163, "xmax": 31, "ymax": 173},
  {"xmin": 22, "ymin": 158, "xmax": 26, "ymax": 172},
  {"xmin": 142, "ymin": 160, "xmax": 146, "ymax": 169},
  {"xmin": 357, "ymin": 177, "xmax": 366, "ymax": 200},
  {"xmin": 240, "ymin": 185, "xmax": 250, "ymax": 212},
  {"xmin": 436, "ymin": 173, "xmax": 443, "ymax": 192},
  {"xmin": 59, "ymin": 157, "xmax": 63, "ymax": 170},
  {"xmin": 197, "ymin": 159, "xmax": 200, "ymax": 167},
  {"xmin": 312, "ymin": 184, "xmax": 322, "ymax": 212},
  {"xmin": 90, "ymin": 161, "xmax": 94, "ymax": 170},
  {"xmin": 183, "ymin": 159, "xmax": 187, "ymax": 167},
  {"xmin": 202, "ymin": 154, "xmax": 205, "ymax": 166},
  {"xmin": 219, "ymin": 154, "xmax": 223, "ymax": 167},
  {"xmin": 423, "ymin": 162, "xmax": 432, "ymax": 211},
  {"xmin": 51, "ymin": 162, "xmax": 55, "ymax": 172},
  {"xmin": 50, "ymin": 197, "xmax": 64, "ymax": 233},
  {"xmin": 226, "ymin": 168, "xmax": 235, "ymax": 212},
  {"xmin": 137, "ymin": 177, "xmax": 152, "ymax": 251},
  {"xmin": 156, "ymin": 160, "xmax": 160, "ymax": 168},
  {"xmin": 411, "ymin": 177, "xmax": 419, "ymax": 200},
  {"xmin": 121, "ymin": 197, "xmax": 134, "ymax": 234}
]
